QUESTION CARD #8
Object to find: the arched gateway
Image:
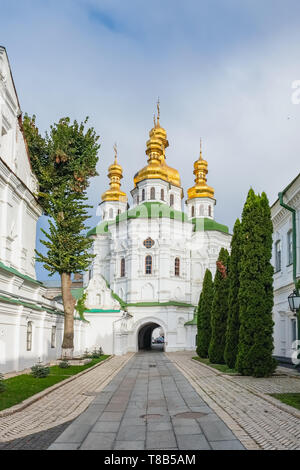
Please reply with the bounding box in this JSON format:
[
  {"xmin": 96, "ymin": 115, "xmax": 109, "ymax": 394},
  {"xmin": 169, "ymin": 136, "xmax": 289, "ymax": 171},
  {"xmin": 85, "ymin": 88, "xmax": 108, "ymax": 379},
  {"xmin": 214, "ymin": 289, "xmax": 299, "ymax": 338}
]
[{"xmin": 138, "ymin": 322, "xmax": 164, "ymax": 351}]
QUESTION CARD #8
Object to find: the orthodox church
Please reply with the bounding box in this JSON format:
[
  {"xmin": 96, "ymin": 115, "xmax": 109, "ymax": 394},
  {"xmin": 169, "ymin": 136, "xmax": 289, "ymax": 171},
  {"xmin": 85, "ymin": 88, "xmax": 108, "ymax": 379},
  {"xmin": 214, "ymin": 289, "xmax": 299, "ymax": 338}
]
[{"xmin": 83, "ymin": 104, "xmax": 231, "ymax": 355}]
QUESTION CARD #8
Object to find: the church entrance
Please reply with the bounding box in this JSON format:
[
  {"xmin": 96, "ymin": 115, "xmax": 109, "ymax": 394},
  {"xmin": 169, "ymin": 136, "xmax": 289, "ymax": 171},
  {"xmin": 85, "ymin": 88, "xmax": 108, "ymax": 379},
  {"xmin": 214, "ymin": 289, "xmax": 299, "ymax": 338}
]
[{"xmin": 138, "ymin": 322, "xmax": 165, "ymax": 352}]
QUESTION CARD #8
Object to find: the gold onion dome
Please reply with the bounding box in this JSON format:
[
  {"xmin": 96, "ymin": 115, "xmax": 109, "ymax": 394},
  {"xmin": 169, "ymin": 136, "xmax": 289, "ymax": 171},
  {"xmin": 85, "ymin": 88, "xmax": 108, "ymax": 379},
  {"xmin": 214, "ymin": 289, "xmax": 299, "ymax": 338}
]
[
  {"xmin": 101, "ymin": 144, "xmax": 128, "ymax": 202},
  {"xmin": 187, "ymin": 140, "xmax": 215, "ymax": 200},
  {"xmin": 134, "ymin": 100, "xmax": 181, "ymax": 188}
]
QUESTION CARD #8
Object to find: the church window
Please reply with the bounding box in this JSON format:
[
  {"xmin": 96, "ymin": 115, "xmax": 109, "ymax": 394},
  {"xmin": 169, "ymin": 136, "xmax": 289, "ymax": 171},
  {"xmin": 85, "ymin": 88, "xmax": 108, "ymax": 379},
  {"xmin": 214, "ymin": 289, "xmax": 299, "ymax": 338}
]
[
  {"xmin": 27, "ymin": 321, "xmax": 33, "ymax": 351},
  {"xmin": 161, "ymin": 189, "xmax": 165, "ymax": 201},
  {"xmin": 137, "ymin": 195, "xmax": 140, "ymax": 205},
  {"xmin": 142, "ymin": 189, "xmax": 145, "ymax": 201},
  {"xmin": 208, "ymin": 205, "xmax": 212, "ymax": 217},
  {"xmin": 287, "ymin": 230, "xmax": 293, "ymax": 265},
  {"xmin": 109, "ymin": 208, "xmax": 113, "ymax": 219},
  {"xmin": 118, "ymin": 209, "xmax": 121, "ymax": 215},
  {"xmin": 121, "ymin": 258, "xmax": 125, "ymax": 277},
  {"xmin": 191, "ymin": 206, "xmax": 195, "ymax": 218},
  {"xmin": 275, "ymin": 240, "xmax": 281, "ymax": 272},
  {"xmin": 150, "ymin": 187, "xmax": 156, "ymax": 200},
  {"xmin": 175, "ymin": 257, "xmax": 180, "ymax": 276},
  {"xmin": 143, "ymin": 237, "xmax": 155, "ymax": 249},
  {"xmin": 51, "ymin": 326, "xmax": 56, "ymax": 349},
  {"xmin": 170, "ymin": 194, "xmax": 174, "ymax": 207},
  {"xmin": 145, "ymin": 255, "xmax": 152, "ymax": 274}
]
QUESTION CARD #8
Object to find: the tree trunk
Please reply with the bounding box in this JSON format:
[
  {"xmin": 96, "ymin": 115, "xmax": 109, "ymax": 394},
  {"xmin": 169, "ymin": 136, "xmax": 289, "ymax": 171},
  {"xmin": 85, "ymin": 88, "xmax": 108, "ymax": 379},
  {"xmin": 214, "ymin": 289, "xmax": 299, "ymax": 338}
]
[{"xmin": 61, "ymin": 272, "xmax": 76, "ymax": 359}]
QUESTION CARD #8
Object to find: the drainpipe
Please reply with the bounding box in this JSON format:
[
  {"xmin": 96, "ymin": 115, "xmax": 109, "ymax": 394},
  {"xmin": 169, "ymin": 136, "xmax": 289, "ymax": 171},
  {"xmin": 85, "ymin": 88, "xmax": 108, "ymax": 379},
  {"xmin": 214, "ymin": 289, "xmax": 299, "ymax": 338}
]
[{"xmin": 278, "ymin": 189, "xmax": 299, "ymax": 363}]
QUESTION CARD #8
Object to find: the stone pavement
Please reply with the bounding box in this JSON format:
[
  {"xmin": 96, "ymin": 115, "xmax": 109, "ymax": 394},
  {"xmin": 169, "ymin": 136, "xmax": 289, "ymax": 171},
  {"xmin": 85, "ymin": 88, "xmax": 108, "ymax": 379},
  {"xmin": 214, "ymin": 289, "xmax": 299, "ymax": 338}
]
[
  {"xmin": 0, "ymin": 354, "xmax": 133, "ymax": 443},
  {"xmin": 169, "ymin": 352, "xmax": 300, "ymax": 450},
  {"xmin": 49, "ymin": 352, "xmax": 245, "ymax": 450}
]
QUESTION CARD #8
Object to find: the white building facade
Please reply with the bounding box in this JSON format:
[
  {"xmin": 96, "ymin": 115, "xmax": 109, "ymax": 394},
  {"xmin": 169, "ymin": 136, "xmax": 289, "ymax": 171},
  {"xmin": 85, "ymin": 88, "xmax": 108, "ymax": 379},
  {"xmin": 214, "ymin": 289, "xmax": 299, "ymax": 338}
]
[
  {"xmin": 271, "ymin": 173, "xmax": 300, "ymax": 363},
  {"xmin": 84, "ymin": 112, "xmax": 231, "ymax": 355},
  {"xmin": 0, "ymin": 47, "xmax": 86, "ymax": 373}
]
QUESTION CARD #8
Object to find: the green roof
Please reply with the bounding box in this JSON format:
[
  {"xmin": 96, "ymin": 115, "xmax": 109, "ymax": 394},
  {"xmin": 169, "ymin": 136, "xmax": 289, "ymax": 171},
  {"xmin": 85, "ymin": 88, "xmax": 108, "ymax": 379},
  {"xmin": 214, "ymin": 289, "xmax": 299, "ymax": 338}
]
[
  {"xmin": 0, "ymin": 294, "xmax": 64, "ymax": 316},
  {"xmin": 192, "ymin": 217, "xmax": 229, "ymax": 234},
  {"xmin": 0, "ymin": 261, "xmax": 42, "ymax": 285},
  {"xmin": 185, "ymin": 313, "xmax": 197, "ymax": 325},
  {"xmin": 71, "ymin": 287, "xmax": 84, "ymax": 300}
]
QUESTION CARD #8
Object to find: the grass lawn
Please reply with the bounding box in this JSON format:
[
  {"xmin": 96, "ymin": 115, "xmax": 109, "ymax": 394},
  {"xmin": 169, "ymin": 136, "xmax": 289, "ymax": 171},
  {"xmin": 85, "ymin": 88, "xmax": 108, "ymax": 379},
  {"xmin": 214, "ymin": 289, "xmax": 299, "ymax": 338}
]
[
  {"xmin": 0, "ymin": 356, "xmax": 109, "ymax": 412},
  {"xmin": 192, "ymin": 356, "xmax": 237, "ymax": 374},
  {"xmin": 270, "ymin": 393, "xmax": 300, "ymax": 411}
]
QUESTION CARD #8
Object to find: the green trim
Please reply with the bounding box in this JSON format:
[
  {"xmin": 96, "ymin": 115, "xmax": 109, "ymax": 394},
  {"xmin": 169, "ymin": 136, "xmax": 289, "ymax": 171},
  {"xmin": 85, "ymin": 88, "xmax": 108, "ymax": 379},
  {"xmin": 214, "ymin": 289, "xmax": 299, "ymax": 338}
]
[
  {"xmin": 101, "ymin": 276, "xmax": 127, "ymax": 309},
  {"xmin": 0, "ymin": 261, "xmax": 42, "ymax": 285},
  {"xmin": 84, "ymin": 309, "xmax": 121, "ymax": 313},
  {"xmin": 191, "ymin": 217, "xmax": 229, "ymax": 234},
  {"xmin": 126, "ymin": 301, "xmax": 195, "ymax": 308}
]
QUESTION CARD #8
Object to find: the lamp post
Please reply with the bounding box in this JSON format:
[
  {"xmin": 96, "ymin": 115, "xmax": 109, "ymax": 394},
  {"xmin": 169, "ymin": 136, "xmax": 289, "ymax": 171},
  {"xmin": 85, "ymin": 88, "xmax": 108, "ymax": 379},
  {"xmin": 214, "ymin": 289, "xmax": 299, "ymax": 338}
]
[{"xmin": 288, "ymin": 288, "xmax": 300, "ymax": 367}]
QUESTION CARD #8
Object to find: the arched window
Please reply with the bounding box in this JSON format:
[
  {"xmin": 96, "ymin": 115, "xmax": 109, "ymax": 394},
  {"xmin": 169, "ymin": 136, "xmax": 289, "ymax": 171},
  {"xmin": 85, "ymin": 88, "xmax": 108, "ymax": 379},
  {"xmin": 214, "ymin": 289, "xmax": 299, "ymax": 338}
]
[
  {"xmin": 109, "ymin": 208, "xmax": 113, "ymax": 219},
  {"xmin": 117, "ymin": 209, "xmax": 121, "ymax": 215},
  {"xmin": 208, "ymin": 205, "xmax": 211, "ymax": 217},
  {"xmin": 145, "ymin": 255, "xmax": 152, "ymax": 275},
  {"xmin": 137, "ymin": 195, "xmax": 140, "ymax": 205},
  {"xmin": 175, "ymin": 257, "xmax": 180, "ymax": 276},
  {"xmin": 51, "ymin": 326, "xmax": 56, "ymax": 349},
  {"xmin": 161, "ymin": 189, "xmax": 165, "ymax": 201},
  {"xmin": 191, "ymin": 206, "xmax": 195, "ymax": 218},
  {"xmin": 170, "ymin": 194, "xmax": 174, "ymax": 207},
  {"xmin": 27, "ymin": 321, "xmax": 32, "ymax": 351},
  {"xmin": 142, "ymin": 189, "xmax": 145, "ymax": 201},
  {"xmin": 121, "ymin": 258, "xmax": 125, "ymax": 277},
  {"xmin": 150, "ymin": 187, "xmax": 156, "ymax": 200}
]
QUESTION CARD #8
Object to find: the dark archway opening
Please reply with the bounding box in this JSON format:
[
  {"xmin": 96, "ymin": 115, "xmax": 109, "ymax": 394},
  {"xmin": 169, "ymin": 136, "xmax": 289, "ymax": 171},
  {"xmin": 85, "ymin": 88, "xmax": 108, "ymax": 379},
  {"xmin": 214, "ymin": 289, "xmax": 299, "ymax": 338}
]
[{"xmin": 138, "ymin": 322, "xmax": 164, "ymax": 351}]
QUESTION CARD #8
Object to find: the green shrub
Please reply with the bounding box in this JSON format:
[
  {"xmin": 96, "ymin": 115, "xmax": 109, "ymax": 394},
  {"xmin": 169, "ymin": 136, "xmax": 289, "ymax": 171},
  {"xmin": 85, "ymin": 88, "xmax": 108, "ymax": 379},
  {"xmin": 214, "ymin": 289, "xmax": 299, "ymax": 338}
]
[
  {"xmin": 91, "ymin": 347, "xmax": 103, "ymax": 358},
  {"xmin": 58, "ymin": 360, "xmax": 70, "ymax": 369},
  {"xmin": 0, "ymin": 373, "xmax": 6, "ymax": 393},
  {"xmin": 31, "ymin": 363, "xmax": 50, "ymax": 378}
]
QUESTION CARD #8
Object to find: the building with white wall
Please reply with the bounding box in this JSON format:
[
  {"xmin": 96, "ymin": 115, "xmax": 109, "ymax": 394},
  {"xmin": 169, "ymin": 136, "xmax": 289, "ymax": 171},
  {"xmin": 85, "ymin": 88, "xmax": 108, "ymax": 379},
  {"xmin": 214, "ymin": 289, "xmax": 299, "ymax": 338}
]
[
  {"xmin": 84, "ymin": 107, "xmax": 231, "ymax": 355},
  {"xmin": 0, "ymin": 47, "xmax": 86, "ymax": 373},
  {"xmin": 271, "ymin": 173, "xmax": 300, "ymax": 363}
]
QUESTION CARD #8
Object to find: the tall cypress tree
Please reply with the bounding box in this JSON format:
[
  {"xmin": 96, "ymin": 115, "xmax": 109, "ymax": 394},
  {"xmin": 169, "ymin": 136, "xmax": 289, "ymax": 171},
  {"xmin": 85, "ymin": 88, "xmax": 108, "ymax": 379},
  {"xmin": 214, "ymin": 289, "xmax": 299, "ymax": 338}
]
[
  {"xmin": 224, "ymin": 219, "xmax": 242, "ymax": 369},
  {"xmin": 236, "ymin": 189, "xmax": 276, "ymax": 377},
  {"xmin": 208, "ymin": 248, "xmax": 230, "ymax": 364},
  {"xmin": 196, "ymin": 269, "xmax": 214, "ymax": 358}
]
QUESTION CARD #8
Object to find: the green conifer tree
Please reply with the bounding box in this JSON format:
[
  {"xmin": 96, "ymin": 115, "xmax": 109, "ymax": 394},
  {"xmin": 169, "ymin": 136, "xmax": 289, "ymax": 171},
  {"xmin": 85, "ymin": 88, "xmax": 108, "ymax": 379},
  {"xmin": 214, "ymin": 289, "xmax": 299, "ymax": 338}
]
[
  {"xmin": 208, "ymin": 248, "xmax": 230, "ymax": 364},
  {"xmin": 224, "ymin": 219, "xmax": 242, "ymax": 369},
  {"xmin": 236, "ymin": 189, "xmax": 276, "ymax": 377},
  {"xmin": 196, "ymin": 269, "xmax": 214, "ymax": 358}
]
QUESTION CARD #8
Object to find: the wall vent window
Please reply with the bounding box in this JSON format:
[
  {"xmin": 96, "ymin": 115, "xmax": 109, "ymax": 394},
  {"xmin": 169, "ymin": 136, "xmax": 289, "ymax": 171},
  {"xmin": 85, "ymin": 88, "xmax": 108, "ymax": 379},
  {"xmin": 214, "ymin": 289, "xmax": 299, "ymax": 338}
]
[
  {"xmin": 191, "ymin": 206, "xmax": 195, "ymax": 218},
  {"xmin": 161, "ymin": 189, "xmax": 165, "ymax": 201},
  {"xmin": 275, "ymin": 240, "xmax": 281, "ymax": 272},
  {"xmin": 170, "ymin": 194, "xmax": 174, "ymax": 207},
  {"xmin": 145, "ymin": 255, "xmax": 152, "ymax": 274},
  {"xmin": 175, "ymin": 257, "xmax": 180, "ymax": 276},
  {"xmin": 51, "ymin": 326, "xmax": 56, "ymax": 349},
  {"xmin": 142, "ymin": 189, "xmax": 145, "ymax": 201},
  {"xmin": 208, "ymin": 205, "xmax": 211, "ymax": 217},
  {"xmin": 121, "ymin": 258, "xmax": 125, "ymax": 277},
  {"xmin": 27, "ymin": 321, "xmax": 33, "ymax": 351}
]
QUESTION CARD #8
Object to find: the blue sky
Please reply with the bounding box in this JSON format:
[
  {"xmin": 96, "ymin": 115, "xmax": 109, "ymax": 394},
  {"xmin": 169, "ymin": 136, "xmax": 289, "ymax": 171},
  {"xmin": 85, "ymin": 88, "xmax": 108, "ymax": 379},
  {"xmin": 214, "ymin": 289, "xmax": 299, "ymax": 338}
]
[{"xmin": 1, "ymin": 0, "xmax": 300, "ymax": 280}]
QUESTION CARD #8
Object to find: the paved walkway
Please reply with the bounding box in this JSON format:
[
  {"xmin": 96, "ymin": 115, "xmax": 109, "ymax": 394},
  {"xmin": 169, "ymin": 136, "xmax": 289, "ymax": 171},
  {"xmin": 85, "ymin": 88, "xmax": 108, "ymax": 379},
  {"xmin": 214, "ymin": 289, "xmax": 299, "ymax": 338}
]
[
  {"xmin": 49, "ymin": 352, "xmax": 244, "ymax": 450},
  {"xmin": 169, "ymin": 352, "xmax": 300, "ymax": 450},
  {"xmin": 0, "ymin": 354, "xmax": 132, "ymax": 443}
]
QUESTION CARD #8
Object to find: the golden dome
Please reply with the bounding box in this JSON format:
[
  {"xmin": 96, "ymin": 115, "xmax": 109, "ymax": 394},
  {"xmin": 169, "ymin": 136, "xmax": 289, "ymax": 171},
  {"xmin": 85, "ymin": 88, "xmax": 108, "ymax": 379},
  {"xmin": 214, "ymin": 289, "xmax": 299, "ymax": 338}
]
[
  {"xmin": 134, "ymin": 101, "xmax": 181, "ymax": 188},
  {"xmin": 187, "ymin": 141, "xmax": 215, "ymax": 200},
  {"xmin": 101, "ymin": 144, "xmax": 128, "ymax": 202}
]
